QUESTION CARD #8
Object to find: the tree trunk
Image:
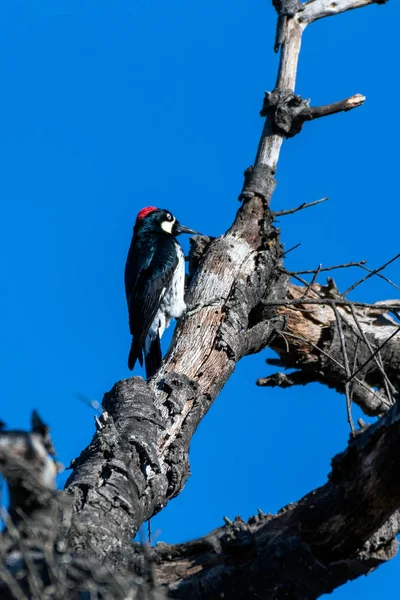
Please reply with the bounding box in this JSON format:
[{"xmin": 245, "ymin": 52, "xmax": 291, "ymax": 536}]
[{"xmin": 0, "ymin": 0, "xmax": 396, "ymax": 598}]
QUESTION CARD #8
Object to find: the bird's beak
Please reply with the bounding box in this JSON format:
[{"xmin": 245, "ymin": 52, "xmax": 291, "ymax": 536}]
[{"xmin": 174, "ymin": 222, "xmax": 198, "ymax": 235}]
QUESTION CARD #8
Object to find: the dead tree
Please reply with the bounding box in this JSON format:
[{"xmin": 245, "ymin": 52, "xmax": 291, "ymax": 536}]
[{"xmin": 0, "ymin": 0, "xmax": 398, "ymax": 598}]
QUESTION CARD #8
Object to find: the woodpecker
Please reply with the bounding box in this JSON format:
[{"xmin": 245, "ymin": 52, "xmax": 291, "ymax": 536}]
[{"xmin": 125, "ymin": 206, "xmax": 197, "ymax": 379}]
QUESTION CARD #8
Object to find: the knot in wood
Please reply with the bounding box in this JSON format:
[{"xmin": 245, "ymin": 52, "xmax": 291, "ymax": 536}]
[
  {"xmin": 239, "ymin": 164, "xmax": 276, "ymax": 202},
  {"xmin": 260, "ymin": 89, "xmax": 311, "ymax": 138}
]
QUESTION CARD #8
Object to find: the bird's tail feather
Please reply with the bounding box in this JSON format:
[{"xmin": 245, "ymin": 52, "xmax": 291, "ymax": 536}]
[
  {"xmin": 145, "ymin": 336, "xmax": 162, "ymax": 380},
  {"xmin": 128, "ymin": 338, "xmax": 143, "ymax": 371}
]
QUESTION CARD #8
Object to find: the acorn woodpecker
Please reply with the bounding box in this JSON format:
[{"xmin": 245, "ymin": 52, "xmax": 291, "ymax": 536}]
[{"xmin": 125, "ymin": 206, "xmax": 197, "ymax": 378}]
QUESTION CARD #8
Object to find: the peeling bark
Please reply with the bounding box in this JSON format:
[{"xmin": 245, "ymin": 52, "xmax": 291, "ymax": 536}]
[
  {"xmin": 261, "ymin": 283, "xmax": 400, "ymax": 416},
  {"xmin": 154, "ymin": 402, "xmax": 400, "ymax": 599},
  {"xmin": 0, "ymin": 0, "xmax": 396, "ymax": 598},
  {"xmin": 66, "ymin": 198, "xmax": 288, "ymax": 561},
  {"xmin": 3, "ymin": 401, "xmax": 400, "ymax": 599}
]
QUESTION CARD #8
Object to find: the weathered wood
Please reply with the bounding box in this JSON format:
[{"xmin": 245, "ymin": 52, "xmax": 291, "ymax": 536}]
[
  {"xmin": 308, "ymin": 93, "xmax": 366, "ymax": 119},
  {"xmin": 301, "ymin": 0, "xmax": 387, "ymax": 24},
  {"xmin": 66, "ymin": 196, "xmax": 288, "ymax": 563},
  {"xmin": 255, "ymin": 18, "xmax": 303, "ymax": 169},
  {"xmin": 155, "ymin": 402, "xmax": 400, "ymax": 599},
  {"xmin": 0, "ymin": 0, "xmax": 395, "ymax": 597},
  {"xmin": 262, "ymin": 283, "xmax": 400, "ymax": 416},
  {"xmin": 3, "ymin": 400, "xmax": 400, "ymax": 599}
]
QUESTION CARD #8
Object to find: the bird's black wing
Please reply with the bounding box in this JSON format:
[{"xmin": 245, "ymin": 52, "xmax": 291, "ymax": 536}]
[{"xmin": 125, "ymin": 235, "xmax": 178, "ymax": 370}]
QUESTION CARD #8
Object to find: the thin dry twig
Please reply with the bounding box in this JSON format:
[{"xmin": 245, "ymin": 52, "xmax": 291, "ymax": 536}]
[
  {"xmin": 285, "ymin": 260, "xmax": 367, "ymax": 275},
  {"xmin": 280, "ymin": 331, "xmax": 391, "ymax": 409},
  {"xmin": 262, "ymin": 298, "xmax": 400, "ymax": 311},
  {"xmin": 274, "ymin": 196, "xmax": 328, "ymax": 217},
  {"xmin": 331, "ymin": 302, "xmax": 355, "ymax": 433},
  {"xmin": 358, "ymin": 264, "xmax": 400, "ymax": 293},
  {"xmin": 349, "ymin": 336, "xmax": 360, "ymax": 409},
  {"xmin": 282, "ymin": 242, "xmax": 302, "ymax": 257},
  {"xmin": 343, "ymin": 253, "xmax": 400, "ymax": 296},
  {"xmin": 346, "ymin": 326, "xmax": 400, "ymax": 385},
  {"xmin": 299, "ymin": 264, "xmax": 322, "ymax": 299},
  {"xmin": 286, "ymin": 273, "xmax": 324, "ymax": 296},
  {"xmin": 349, "ymin": 304, "xmax": 395, "ymax": 405}
]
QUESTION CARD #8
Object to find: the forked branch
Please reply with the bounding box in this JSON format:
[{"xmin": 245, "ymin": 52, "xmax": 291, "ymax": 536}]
[{"xmin": 0, "ymin": 0, "xmax": 394, "ymax": 597}]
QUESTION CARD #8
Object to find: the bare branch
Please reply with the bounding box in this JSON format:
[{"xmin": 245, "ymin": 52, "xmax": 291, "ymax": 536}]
[
  {"xmin": 301, "ymin": 0, "xmax": 387, "ymax": 25},
  {"xmin": 344, "ymin": 252, "xmax": 400, "ymax": 296},
  {"xmin": 281, "ymin": 241, "xmax": 302, "ymax": 256},
  {"xmin": 349, "ymin": 303, "xmax": 396, "ymax": 405},
  {"xmin": 299, "ymin": 263, "xmax": 322, "ymax": 299},
  {"xmin": 156, "ymin": 402, "xmax": 400, "ymax": 599},
  {"xmin": 307, "ymin": 93, "xmax": 366, "ymax": 119},
  {"xmin": 347, "ymin": 325, "xmax": 400, "ymax": 384},
  {"xmin": 331, "ymin": 302, "xmax": 355, "ymax": 433},
  {"xmin": 358, "ymin": 263, "xmax": 400, "ymax": 292},
  {"xmin": 263, "ymin": 297, "xmax": 400, "ymax": 311},
  {"xmin": 254, "ymin": 18, "xmax": 303, "ymax": 171},
  {"xmin": 285, "ymin": 260, "xmax": 367, "ymax": 275},
  {"xmin": 273, "ymin": 195, "xmax": 328, "ymax": 217},
  {"xmin": 264, "ymin": 283, "xmax": 399, "ymax": 415}
]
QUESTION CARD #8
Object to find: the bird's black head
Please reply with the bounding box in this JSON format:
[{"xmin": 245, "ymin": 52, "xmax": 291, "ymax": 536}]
[{"xmin": 135, "ymin": 207, "xmax": 197, "ymax": 236}]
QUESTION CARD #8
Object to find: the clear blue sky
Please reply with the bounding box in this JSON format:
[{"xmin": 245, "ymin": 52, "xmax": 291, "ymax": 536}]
[{"xmin": 0, "ymin": 1, "xmax": 398, "ymax": 597}]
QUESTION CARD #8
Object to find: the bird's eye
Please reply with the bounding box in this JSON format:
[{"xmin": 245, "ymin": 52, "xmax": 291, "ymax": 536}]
[{"xmin": 166, "ymin": 212, "xmax": 173, "ymax": 221}]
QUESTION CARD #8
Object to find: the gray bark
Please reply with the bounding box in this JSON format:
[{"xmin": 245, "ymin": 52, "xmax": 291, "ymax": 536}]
[
  {"xmin": 0, "ymin": 0, "xmax": 396, "ymax": 598},
  {"xmin": 260, "ymin": 282, "xmax": 400, "ymax": 416}
]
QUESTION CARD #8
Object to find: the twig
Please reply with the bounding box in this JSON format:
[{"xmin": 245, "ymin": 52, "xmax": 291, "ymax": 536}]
[
  {"xmin": 346, "ymin": 326, "xmax": 400, "ymax": 385},
  {"xmin": 281, "ymin": 242, "xmax": 302, "ymax": 257},
  {"xmin": 262, "ymin": 298, "xmax": 400, "ymax": 311},
  {"xmin": 286, "ymin": 273, "xmax": 324, "ymax": 297},
  {"xmin": 300, "ymin": 264, "xmax": 322, "ymax": 299},
  {"xmin": 284, "ymin": 260, "xmax": 366, "ymax": 275},
  {"xmin": 280, "ymin": 330, "xmax": 344, "ymax": 368},
  {"xmin": 274, "ymin": 196, "xmax": 328, "ymax": 217},
  {"xmin": 331, "ymin": 303, "xmax": 355, "ymax": 433},
  {"xmin": 350, "ymin": 336, "xmax": 360, "ymax": 409},
  {"xmin": 307, "ymin": 94, "xmax": 366, "ymax": 119},
  {"xmin": 343, "ymin": 253, "xmax": 400, "ymax": 296},
  {"xmin": 358, "ymin": 264, "xmax": 400, "ymax": 293},
  {"xmin": 275, "ymin": 329, "xmax": 290, "ymax": 353},
  {"xmin": 349, "ymin": 304, "xmax": 395, "ymax": 405},
  {"xmin": 279, "ymin": 330, "xmax": 391, "ymax": 409}
]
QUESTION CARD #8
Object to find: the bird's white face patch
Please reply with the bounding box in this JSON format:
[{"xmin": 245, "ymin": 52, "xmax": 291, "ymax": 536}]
[{"xmin": 160, "ymin": 216, "xmax": 176, "ymax": 234}]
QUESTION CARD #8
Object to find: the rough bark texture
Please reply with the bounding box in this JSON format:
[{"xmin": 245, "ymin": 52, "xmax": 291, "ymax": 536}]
[
  {"xmin": 66, "ymin": 196, "xmax": 288, "ymax": 564},
  {"xmin": 3, "ymin": 399, "xmax": 400, "ymax": 599},
  {"xmin": 155, "ymin": 402, "xmax": 400, "ymax": 599},
  {"xmin": 259, "ymin": 283, "xmax": 400, "ymax": 416},
  {"xmin": 0, "ymin": 0, "xmax": 396, "ymax": 598}
]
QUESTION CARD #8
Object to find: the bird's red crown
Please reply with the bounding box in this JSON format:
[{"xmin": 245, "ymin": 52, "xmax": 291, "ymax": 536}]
[{"xmin": 136, "ymin": 206, "xmax": 157, "ymax": 222}]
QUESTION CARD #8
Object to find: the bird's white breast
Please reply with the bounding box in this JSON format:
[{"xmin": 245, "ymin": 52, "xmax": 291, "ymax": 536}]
[
  {"xmin": 145, "ymin": 243, "xmax": 186, "ymax": 349},
  {"xmin": 162, "ymin": 243, "xmax": 186, "ymax": 320}
]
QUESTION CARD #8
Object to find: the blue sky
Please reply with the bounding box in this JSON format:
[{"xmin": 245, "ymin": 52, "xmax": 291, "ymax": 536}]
[{"xmin": 0, "ymin": 0, "xmax": 399, "ymax": 597}]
